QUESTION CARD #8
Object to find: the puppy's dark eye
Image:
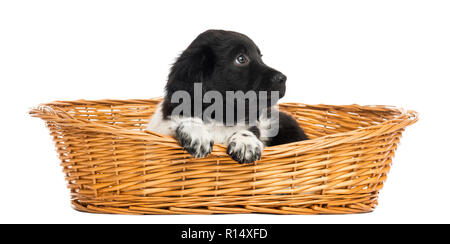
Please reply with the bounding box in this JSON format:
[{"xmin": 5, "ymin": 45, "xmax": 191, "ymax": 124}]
[{"xmin": 235, "ymin": 54, "xmax": 249, "ymax": 65}]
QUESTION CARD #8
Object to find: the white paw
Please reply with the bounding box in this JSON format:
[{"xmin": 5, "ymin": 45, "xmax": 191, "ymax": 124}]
[
  {"xmin": 175, "ymin": 118, "xmax": 214, "ymax": 158},
  {"xmin": 227, "ymin": 130, "xmax": 264, "ymax": 164}
]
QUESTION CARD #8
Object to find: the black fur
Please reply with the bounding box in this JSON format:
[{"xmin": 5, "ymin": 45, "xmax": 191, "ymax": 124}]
[
  {"xmin": 266, "ymin": 111, "xmax": 308, "ymax": 146},
  {"xmin": 163, "ymin": 29, "xmax": 308, "ymax": 147}
]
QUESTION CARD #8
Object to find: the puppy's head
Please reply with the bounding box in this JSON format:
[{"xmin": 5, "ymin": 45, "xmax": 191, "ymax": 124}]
[{"xmin": 164, "ymin": 30, "xmax": 286, "ymax": 119}]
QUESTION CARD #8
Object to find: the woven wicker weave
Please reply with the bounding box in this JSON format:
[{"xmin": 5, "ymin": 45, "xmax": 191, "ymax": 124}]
[{"xmin": 30, "ymin": 98, "xmax": 417, "ymax": 214}]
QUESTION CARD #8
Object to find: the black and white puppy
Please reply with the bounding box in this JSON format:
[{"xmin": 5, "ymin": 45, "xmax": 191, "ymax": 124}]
[{"xmin": 147, "ymin": 30, "xmax": 308, "ymax": 164}]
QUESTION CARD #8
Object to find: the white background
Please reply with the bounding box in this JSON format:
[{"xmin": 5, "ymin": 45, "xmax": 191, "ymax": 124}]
[{"xmin": 1, "ymin": 0, "xmax": 449, "ymax": 224}]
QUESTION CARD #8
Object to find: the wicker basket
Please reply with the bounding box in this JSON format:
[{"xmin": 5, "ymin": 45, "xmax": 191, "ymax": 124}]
[{"xmin": 30, "ymin": 98, "xmax": 417, "ymax": 215}]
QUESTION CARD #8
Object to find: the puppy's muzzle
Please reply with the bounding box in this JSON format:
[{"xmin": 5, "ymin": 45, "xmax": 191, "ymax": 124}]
[{"xmin": 271, "ymin": 73, "xmax": 287, "ymax": 84}]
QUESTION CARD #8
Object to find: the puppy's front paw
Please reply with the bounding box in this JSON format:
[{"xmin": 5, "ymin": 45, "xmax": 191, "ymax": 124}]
[
  {"xmin": 175, "ymin": 118, "xmax": 214, "ymax": 158},
  {"xmin": 227, "ymin": 131, "xmax": 264, "ymax": 164}
]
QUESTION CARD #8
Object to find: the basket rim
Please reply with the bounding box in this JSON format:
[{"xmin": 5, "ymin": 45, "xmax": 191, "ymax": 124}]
[{"xmin": 29, "ymin": 98, "xmax": 418, "ymax": 156}]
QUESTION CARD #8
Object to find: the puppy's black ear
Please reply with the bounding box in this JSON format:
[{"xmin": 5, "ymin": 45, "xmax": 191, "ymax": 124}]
[
  {"xmin": 166, "ymin": 45, "xmax": 215, "ymax": 91},
  {"xmin": 163, "ymin": 31, "xmax": 217, "ymax": 118}
]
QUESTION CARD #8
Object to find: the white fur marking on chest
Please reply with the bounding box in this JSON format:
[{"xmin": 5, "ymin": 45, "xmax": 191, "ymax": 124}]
[{"xmin": 147, "ymin": 101, "xmax": 276, "ymax": 146}]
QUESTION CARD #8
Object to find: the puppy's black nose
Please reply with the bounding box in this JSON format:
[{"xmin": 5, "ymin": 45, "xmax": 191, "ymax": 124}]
[{"xmin": 271, "ymin": 73, "xmax": 287, "ymax": 84}]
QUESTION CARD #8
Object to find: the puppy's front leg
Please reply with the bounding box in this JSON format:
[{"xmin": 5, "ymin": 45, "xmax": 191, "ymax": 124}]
[
  {"xmin": 226, "ymin": 130, "xmax": 264, "ymax": 164},
  {"xmin": 175, "ymin": 117, "xmax": 214, "ymax": 158}
]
